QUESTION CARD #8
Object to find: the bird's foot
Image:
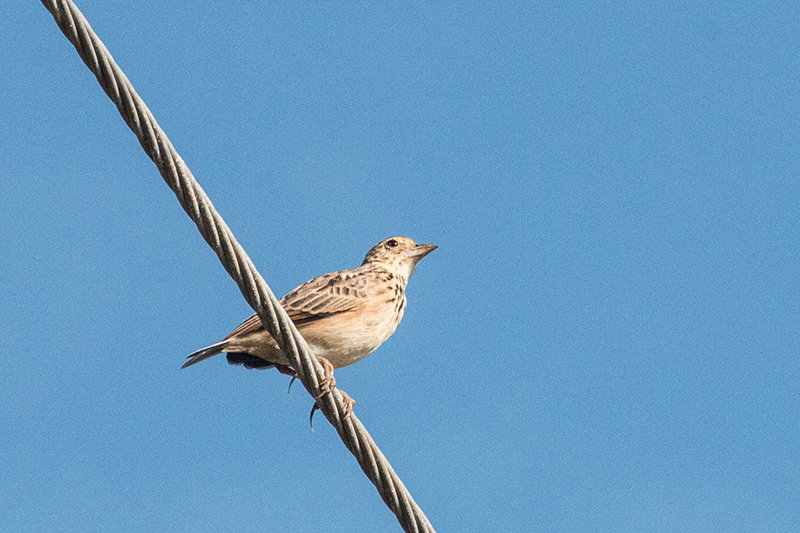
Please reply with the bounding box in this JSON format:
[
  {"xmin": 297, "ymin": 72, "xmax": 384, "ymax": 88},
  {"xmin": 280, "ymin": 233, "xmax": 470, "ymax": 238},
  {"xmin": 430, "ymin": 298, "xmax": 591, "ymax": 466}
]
[
  {"xmin": 309, "ymin": 389, "xmax": 355, "ymax": 430},
  {"xmin": 275, "ymin": 364, "xmax": 299, "ymax": 393},
  {"xmin": 313, "ymin": 356, "xmax": 355, "ymax": 416},
  {"xmin": 309, "ymin": 356, "xmax": 355, "ymax": 429},
  {"xmin": 276, "ymin": 357, "xmax": 335, "ymax": 395},
  {"xmin": 315, "ymin": 356, "xmax": 336, "ymax": 394}
]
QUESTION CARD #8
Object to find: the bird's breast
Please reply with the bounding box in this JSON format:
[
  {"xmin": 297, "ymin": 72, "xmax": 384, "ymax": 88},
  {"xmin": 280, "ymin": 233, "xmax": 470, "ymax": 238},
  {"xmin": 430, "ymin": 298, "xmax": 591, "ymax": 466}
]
[{"xmin": 301, "ymin": 285, "xmax": 406, "ymax": 368}]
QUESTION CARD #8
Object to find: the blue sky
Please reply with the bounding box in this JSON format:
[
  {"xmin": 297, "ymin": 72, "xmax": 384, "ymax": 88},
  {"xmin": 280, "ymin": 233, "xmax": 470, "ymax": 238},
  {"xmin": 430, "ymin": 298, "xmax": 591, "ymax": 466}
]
[{"xmin": 2, "ymin": 1, "xmax": 798, "ymax": 531}]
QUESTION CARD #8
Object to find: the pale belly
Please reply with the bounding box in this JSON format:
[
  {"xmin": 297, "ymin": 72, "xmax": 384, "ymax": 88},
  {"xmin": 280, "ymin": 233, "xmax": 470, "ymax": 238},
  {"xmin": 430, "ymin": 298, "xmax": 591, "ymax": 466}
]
[{"xmin": 232, "ymin": 305, "xmax": 404, "ymax": 369}]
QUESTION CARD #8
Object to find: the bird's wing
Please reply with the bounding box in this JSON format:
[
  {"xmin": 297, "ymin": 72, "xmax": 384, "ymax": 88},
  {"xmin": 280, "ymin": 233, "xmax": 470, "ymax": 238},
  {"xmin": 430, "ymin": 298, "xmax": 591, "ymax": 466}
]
[
  {"xmin": 280, "ymin": 270, "xmax": 369, "ymax": 325},
  {"xmin": 223, "ymin": 269, "xmax": 373, "ymax": 339}
]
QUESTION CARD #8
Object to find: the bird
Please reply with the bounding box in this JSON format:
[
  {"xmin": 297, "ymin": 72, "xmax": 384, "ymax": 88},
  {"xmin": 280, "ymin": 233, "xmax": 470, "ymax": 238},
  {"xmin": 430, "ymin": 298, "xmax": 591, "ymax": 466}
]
[{"xmin": 183, "ymin": 236, "xmax": 437, "ymax": 414}]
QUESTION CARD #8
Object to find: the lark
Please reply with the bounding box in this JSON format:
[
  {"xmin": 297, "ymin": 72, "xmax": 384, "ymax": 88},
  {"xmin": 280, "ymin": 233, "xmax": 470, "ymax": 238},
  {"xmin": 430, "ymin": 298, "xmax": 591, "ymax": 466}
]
[{"xmin": 184, "ymin": 236, "xmax": 436, "ymax": 412}]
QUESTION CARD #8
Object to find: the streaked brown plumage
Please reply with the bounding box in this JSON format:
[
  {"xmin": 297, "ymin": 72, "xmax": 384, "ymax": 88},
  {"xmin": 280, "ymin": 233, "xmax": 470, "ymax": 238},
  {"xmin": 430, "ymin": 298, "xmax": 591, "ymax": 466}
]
[{"xmin": 183, "ymin": 237, "xmax": 437, "ymax": 396}]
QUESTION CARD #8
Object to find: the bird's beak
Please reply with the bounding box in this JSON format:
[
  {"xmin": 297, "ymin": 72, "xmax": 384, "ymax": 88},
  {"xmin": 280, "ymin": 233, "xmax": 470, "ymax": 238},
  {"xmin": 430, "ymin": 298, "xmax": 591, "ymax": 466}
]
[{"xmin": 408, "ymin": 243, "xmax": 438, "ymax": 260}]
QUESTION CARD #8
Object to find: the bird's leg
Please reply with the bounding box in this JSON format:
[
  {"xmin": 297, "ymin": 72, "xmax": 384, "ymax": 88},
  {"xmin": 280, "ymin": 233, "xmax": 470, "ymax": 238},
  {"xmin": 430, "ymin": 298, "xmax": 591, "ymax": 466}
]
[
  {"xmin": 308, "ymin": 356, "xmax": 355, "ymax": 428},
  {"xmin": 316, "ymin": 356, "xmax": 336, "ymax": 393},
  {"xmin": 275, "ymin": 364, "xmax": 297, "ymax": 377},
  {"xmin": 314, "ymin": 356, "xmax": 355, "ymax": 409},
  {"xmin": 274, "ymin": 364, "xmax": 299, "ymax": 393}
]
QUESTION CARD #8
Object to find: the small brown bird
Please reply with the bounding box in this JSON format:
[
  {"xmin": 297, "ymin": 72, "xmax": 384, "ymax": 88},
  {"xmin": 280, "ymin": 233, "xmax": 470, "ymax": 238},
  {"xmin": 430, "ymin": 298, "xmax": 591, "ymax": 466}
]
[{"xmin": 183, "ymin": 236, "xmax": 436, "ymax": 409}]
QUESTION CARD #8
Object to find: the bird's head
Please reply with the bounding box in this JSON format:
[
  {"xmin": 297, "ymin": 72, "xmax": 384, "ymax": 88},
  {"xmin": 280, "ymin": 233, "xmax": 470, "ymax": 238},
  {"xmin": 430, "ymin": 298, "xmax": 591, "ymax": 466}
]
[{"xmin": 362, "ymin": 236, "xmax": 437, "ymax": 280}]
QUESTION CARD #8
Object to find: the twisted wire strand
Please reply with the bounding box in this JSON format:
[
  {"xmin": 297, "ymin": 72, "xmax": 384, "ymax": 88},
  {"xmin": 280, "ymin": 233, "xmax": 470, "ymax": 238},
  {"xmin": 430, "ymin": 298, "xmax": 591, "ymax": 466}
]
[{"xmin": 39, "ymin": 1, "xmax": 435, "ymax": 531}]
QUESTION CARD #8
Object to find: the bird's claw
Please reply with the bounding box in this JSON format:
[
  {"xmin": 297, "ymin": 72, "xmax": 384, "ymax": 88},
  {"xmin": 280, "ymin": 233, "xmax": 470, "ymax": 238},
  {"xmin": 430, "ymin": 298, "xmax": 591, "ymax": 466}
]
[{"xmin": 309, "ymin": 389, "xmax": 355, "ymax": 430}]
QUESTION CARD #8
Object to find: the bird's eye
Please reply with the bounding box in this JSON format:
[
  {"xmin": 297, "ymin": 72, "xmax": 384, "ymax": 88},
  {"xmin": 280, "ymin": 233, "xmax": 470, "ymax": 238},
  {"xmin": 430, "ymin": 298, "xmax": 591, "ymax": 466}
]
[{"xmin": 387, "ymin": 239, "xmax": 399, "ymax": 248}]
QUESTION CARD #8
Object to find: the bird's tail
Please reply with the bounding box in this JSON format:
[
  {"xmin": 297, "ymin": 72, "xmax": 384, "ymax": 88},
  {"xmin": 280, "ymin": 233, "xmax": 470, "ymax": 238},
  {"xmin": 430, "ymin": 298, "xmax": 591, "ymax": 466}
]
[{"xmin": 182, "ymin": 341, "xmax": 228, "ymax": 369}]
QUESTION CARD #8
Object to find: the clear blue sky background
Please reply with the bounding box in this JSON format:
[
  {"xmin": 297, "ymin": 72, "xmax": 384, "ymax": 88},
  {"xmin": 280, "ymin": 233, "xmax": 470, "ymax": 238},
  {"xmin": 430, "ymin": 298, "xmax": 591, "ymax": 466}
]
[{"xmin": 2, "ymin": 2, "xmax": 798, "ymax": 531}]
